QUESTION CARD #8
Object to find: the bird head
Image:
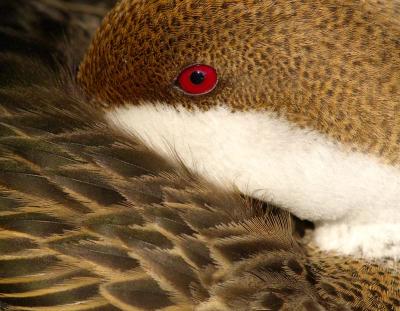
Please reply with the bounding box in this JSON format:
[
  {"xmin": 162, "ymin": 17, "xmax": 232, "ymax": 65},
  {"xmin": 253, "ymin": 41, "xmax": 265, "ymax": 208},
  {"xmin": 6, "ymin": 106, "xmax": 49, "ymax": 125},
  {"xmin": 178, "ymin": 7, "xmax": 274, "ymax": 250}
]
[{"xmin": 78, "ymin": 0, "xmax": 400, "ymax": 257}]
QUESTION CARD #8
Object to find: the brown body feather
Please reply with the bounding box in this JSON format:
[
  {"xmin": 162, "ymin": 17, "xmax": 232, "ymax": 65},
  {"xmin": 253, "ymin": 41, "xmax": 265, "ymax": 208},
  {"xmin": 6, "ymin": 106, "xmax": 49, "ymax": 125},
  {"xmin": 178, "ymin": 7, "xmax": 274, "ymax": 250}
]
[{"xmin": 0, "ymin": 1, "xmax": 399, "ymax": 310}]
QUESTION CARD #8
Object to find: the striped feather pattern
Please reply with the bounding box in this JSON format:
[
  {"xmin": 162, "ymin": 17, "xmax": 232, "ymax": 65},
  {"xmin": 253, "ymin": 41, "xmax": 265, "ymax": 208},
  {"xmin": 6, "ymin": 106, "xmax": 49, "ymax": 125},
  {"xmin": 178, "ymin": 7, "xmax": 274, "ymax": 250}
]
[{"xmin": 0, "ymin": 1, "xmax": 399, "ymax": 310}]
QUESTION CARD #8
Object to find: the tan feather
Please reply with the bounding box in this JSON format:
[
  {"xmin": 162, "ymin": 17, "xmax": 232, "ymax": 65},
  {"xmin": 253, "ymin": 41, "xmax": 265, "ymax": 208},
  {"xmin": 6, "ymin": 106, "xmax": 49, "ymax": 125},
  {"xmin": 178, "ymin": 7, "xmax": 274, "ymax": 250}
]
[{"xmin": 0, "ymin": 1, "xmax": 399, "ymax": 311}]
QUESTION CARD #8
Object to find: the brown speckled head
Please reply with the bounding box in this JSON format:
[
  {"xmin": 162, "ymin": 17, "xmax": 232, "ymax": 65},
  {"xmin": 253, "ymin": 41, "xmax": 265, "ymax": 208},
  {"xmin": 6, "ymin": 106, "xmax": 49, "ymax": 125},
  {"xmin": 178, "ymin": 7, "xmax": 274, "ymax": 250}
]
[
  {"xmin": 79, "ymin": 0, "xmax": 400, "ymax": 164},
  {"xmin": 79, "ymin": 1, "xmax": 400, "ymax": 258}
]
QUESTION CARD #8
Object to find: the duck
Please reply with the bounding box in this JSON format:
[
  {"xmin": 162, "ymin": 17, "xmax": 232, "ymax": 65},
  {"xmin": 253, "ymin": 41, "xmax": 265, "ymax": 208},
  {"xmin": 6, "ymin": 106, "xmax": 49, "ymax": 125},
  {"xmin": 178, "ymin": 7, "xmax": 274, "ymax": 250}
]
[
  {"xmin": 0, "ymin": 0, "xmax": 399, "ymax": 310},
  {"xmin": 78, "ymin": 0, "xmax": 400, "ymax": 259}
]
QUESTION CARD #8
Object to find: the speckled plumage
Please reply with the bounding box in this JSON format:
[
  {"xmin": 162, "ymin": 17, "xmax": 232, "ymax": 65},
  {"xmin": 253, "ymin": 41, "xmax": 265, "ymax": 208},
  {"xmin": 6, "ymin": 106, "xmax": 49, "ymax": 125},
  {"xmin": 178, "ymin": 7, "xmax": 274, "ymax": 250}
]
[
  {"xmin": 77, "ymin": 0, "xmax": 400, "ymax": 258},
  {"xmin": 0, "ymin": 1, "xmax": 399, "ymax": 310},
  {"xmin": 79, "ymin": 0, "xmax": 400, "ymax": 165}
]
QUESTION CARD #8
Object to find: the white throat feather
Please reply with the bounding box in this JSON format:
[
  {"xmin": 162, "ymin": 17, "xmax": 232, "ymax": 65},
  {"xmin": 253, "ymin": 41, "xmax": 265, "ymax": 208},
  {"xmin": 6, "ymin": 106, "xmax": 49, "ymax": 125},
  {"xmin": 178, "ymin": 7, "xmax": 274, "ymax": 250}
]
[{"xmin": 107, "ymin": 103, "xmax": 400, "ymax": 259}]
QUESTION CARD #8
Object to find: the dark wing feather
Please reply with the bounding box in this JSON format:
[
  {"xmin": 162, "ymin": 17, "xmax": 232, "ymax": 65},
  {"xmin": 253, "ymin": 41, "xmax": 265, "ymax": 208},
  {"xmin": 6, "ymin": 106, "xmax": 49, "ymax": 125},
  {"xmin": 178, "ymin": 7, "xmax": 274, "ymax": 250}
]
[{"xmin": 0, "ymin": 1, "xmax": 399, "ymax": 311}]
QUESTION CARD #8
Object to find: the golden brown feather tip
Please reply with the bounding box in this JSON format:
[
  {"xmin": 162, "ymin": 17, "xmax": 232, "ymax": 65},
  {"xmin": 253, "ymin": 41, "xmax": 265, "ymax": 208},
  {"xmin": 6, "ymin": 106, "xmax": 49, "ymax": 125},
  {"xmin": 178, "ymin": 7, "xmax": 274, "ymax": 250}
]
[{"xmin": 0, "ymin": 0, "xmax": 399, "ymax": 310}]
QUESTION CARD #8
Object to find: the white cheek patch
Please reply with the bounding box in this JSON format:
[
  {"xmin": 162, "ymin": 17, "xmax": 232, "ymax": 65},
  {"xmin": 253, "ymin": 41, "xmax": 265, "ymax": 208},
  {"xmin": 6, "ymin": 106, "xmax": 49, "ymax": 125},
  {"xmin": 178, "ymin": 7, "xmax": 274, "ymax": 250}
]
[{"xmin": 107, "ymin": 103, "xmax": 400, "ymax": 259}]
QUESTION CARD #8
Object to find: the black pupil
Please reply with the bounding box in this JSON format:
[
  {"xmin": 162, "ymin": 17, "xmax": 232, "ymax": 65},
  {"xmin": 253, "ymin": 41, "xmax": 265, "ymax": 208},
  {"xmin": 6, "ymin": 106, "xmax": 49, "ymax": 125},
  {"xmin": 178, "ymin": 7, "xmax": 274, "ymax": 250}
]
[{"xmin": 190, "ymin": 71, "xmax": 205, "ymax": 85}]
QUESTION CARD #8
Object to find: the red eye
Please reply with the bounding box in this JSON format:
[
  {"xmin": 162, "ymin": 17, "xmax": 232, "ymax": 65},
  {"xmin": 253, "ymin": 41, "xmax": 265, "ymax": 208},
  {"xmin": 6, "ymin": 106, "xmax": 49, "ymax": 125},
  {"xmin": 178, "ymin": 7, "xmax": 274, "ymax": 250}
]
[{"xmin": 176, "ymin": 64, "xmax": 218, "ymax": 95}]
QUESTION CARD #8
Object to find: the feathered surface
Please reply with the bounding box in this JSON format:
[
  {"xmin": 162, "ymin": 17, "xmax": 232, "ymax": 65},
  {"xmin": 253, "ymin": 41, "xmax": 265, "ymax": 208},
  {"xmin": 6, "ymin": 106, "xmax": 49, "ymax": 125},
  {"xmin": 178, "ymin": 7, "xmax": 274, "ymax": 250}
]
[{"xmin": 0, "ymin": 1, "xmax": 399, "ymax": 310}]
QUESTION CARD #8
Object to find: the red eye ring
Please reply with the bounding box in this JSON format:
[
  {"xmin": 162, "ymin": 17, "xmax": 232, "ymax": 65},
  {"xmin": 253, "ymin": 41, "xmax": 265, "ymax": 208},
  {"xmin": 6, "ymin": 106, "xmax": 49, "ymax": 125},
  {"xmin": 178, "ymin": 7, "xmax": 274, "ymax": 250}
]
[{"xmin": 176, "ymin": 64, "xmax": 218, "ymax": 96}]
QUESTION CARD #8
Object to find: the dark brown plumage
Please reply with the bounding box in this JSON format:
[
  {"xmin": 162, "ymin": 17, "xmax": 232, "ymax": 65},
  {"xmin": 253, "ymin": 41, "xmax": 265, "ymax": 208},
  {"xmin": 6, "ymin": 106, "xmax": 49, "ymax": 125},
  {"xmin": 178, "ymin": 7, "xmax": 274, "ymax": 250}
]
[{"xmin": 0, "ymin": 1, "xmax": 399, "ymax": 310}]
